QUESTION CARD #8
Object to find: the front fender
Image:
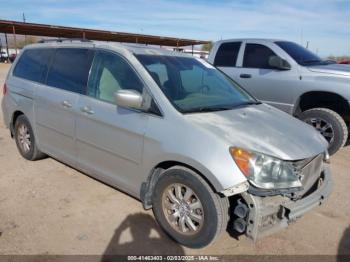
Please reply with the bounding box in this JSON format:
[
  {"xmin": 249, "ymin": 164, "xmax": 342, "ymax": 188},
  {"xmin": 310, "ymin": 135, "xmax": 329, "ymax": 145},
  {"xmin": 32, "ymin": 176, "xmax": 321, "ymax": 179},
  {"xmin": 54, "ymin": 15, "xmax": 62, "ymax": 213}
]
[{"xmin": 148, "ymin": 153, "xmax": 224, "ymax": 191}]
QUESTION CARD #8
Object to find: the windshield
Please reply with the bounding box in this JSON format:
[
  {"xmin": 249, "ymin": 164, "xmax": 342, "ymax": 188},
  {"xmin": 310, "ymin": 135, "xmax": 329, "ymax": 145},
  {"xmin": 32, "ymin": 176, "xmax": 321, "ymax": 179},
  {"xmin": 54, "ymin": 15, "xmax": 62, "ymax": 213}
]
[
  {"xmin": 136, "ymin": 54, "xmax": 257, "ymax": 113},
  {"xmin": 275, "ymin": 41, "xmax": 334, "ymax": 66}
]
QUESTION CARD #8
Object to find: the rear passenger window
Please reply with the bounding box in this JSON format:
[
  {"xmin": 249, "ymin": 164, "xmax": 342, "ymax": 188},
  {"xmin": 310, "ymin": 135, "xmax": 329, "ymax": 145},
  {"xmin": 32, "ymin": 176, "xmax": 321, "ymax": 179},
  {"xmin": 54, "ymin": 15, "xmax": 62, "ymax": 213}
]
[
  {"xmin": 243, "ymin": 44, "xmax": 277, "ymax": 69},
  {"xmin": 214, "ymin": 42, "xmax": 241, "ymax": 67},
  {"xmin": 13, "ymin": 49, "xmax": 54, "ymax": 83},
  {"xmin": 47, "ymin": 48, "xmax": 94, "ymax": 94}
]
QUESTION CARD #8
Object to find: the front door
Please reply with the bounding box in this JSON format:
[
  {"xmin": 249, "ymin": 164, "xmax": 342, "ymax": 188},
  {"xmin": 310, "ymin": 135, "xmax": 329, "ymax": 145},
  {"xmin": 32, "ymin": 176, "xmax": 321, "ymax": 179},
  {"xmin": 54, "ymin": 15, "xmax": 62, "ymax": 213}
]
[
  {"xmin": 75, "ymin": 50, "xmax": 149, "ymax": 195},
  {"xmin": 233, "ymin": 42, "xmax": 298, "ymax": 114}
]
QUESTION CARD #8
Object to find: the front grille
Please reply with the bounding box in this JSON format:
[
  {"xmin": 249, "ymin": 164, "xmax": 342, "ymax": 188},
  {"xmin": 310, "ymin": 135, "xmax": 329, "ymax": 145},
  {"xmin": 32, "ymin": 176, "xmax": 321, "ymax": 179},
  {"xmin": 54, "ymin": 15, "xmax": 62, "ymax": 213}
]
[
  {"xmin": 292, "ymin": 156, "xmax": 315, "ymax": 170},
  {"xmin": 292, "ymin": 154, "xmax": 323, "ymax": 197}
]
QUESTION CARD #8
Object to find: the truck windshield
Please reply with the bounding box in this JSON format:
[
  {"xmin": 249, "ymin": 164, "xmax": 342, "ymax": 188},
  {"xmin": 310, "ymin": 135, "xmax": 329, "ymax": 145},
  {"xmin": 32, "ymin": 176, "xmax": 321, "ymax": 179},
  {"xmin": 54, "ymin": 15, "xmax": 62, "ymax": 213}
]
[
  {"xmin": 136, "ymin": 54, "xmax": 258, "ymax": 113},
  {"xmin": 275, "ymin": 41, "xmax": 334, "ymax": 66}
]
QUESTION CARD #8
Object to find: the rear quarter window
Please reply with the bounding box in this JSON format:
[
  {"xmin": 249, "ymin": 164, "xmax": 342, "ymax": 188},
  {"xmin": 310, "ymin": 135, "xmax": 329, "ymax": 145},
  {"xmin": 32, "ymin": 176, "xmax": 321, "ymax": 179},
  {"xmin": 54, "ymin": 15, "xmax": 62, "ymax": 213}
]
[
  {"xmin": 47, "ymin": 48, "xmax": 94, "ymax": 94},
  {"xmin": 13, "ymin": 49, "xmax": 54, "ymax": 83}
]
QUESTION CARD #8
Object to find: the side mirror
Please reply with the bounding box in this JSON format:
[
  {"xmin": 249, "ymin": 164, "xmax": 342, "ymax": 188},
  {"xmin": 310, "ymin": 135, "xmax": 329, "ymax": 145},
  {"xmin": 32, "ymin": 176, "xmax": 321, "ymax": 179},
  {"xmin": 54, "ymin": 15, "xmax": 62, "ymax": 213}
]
[
  {"xmin": 114, "ymin": 89, "xmax": 143, "ymax": 110},
  {"xmin": 268, "ymin": 56, "xmax": 291, "ymax": 70}
]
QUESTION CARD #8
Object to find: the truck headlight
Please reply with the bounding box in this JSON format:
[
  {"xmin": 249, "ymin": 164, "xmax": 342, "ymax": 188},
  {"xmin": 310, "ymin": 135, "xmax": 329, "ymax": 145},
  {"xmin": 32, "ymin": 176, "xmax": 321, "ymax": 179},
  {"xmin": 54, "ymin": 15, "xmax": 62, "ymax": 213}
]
[{"xmin": 230, "ymin": 147, "xmax": 302, "ymax": 189}]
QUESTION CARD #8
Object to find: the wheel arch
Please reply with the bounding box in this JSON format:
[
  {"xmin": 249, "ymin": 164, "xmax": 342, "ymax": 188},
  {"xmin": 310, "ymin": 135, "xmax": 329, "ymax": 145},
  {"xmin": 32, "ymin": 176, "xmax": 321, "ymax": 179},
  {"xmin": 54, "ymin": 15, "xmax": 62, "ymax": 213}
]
[
  {"xmin": 140, "ymin": 160, "xmax": 223, "ymax": 210},
  {"xmin": 294, "ymin": 91, "xmax": 350, "ymax": 119},
  {"xmin": 10, "ymin": 110, "xmax": 25, "ymax": 137}
]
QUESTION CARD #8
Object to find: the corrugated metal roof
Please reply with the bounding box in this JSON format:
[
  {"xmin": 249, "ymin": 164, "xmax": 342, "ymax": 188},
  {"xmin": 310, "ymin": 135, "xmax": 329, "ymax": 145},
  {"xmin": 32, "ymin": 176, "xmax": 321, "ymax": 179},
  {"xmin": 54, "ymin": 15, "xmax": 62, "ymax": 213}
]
[{"xmin": 0, "ymin": 19, "xmax": 209, "ymax": 47}]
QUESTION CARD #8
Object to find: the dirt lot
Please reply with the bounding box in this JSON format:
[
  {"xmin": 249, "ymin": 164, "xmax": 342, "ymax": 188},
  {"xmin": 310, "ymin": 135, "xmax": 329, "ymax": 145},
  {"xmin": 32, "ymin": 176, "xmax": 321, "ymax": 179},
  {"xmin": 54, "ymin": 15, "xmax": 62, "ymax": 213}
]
[{"xmin": 0, "ymin": 63, "xmax": 349, "ymax": 256}]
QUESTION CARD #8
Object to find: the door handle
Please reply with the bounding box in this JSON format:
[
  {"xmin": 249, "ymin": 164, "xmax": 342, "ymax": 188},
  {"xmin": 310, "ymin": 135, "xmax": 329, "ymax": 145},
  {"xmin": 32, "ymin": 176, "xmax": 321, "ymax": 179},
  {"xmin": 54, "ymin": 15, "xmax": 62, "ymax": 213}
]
[
  {"xmin": 240, "ymin": 74, "xmax": 252, "ymax": 79},
  {"xmin": 80, "ymin": 106, "xmax": 94, "ymax": 115},
  {"xmin": 61, "ymin": 100, "xmax": 72, "ymax": 108}
]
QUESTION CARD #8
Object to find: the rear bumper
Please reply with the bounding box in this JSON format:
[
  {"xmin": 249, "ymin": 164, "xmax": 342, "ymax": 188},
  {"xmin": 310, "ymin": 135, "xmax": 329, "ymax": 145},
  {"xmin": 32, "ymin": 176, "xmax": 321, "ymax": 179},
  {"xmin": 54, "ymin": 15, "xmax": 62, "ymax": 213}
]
[{"xmin": 241, "ymin": 164, "xmax": 332, "ymax": 240}]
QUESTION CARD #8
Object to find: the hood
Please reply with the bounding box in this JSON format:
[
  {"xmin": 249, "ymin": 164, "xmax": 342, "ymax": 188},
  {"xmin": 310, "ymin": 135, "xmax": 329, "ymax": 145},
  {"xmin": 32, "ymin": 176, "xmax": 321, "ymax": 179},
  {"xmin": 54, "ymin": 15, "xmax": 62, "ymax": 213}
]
[
  {"xmin": 186, "ymin": 104, "xmax": 328, "ymax": 161},
  {"xmin": 307, "ymin": 63, "xmax": 350, "ymax": 77}
]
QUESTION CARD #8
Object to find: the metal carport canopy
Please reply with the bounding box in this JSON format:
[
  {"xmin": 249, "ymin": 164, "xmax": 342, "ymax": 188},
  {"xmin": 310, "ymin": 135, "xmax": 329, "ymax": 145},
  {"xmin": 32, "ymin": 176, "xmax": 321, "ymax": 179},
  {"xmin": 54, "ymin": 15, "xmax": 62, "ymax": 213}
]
[{"xmin": 0, "ymin": 19, "xmax": 209, "ymax": 47}]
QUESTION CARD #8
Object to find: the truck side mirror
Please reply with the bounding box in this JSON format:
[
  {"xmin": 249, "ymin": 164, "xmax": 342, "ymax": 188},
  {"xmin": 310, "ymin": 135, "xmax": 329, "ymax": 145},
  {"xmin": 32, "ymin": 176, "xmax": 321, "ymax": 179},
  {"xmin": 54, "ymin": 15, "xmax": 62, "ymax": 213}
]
[{"xmin": 268, "ymin": 56, "xmax": 291, "ymax": 70}]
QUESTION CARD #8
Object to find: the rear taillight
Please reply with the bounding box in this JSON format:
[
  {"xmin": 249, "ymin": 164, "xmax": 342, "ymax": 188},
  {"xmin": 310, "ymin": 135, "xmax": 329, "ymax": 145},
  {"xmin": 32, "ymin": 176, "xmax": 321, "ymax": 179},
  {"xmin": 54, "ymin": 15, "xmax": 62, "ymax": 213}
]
[{"xmin": 2, "ymin": 83, "xmax": 7, "ymax": 95}]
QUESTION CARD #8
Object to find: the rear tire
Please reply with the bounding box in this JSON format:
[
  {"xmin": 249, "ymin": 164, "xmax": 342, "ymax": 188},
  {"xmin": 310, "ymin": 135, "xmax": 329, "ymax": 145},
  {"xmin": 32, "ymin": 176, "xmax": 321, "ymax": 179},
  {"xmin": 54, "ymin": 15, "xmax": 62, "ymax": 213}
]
[
  {"xmin": 152, "ymin": 166, "xmax": 229, "ymax": 248},
  {"xmin": 299, "ymin": 108, "xmax": 348, "ymax": 155},
  {"xmin": 14, "ymin": 115, "xmax": 46, "ymax": 161}
]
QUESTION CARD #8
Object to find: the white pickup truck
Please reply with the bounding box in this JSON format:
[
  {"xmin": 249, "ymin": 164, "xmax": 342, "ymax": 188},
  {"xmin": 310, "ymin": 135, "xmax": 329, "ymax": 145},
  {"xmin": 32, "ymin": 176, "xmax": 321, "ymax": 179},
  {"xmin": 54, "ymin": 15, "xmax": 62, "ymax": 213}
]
[{"xmin": 208, "ymin": 39, "xmax": 350, "ymax": 155}]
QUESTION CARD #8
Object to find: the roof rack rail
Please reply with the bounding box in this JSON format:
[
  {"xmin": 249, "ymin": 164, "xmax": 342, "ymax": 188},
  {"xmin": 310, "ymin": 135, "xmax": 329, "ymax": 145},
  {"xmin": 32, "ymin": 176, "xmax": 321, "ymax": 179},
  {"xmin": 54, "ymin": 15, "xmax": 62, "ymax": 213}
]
[{"xmin": 38, "ymin": 38, "xmax": 92, "ymax": 43}]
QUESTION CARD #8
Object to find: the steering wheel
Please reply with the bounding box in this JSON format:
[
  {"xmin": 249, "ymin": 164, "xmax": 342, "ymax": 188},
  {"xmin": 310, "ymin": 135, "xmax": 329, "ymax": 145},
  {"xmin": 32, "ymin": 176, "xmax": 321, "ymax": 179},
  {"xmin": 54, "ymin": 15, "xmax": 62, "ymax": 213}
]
[{"xmin": 197, "ymin": 84, "xmax": 210, "ymax": 93}]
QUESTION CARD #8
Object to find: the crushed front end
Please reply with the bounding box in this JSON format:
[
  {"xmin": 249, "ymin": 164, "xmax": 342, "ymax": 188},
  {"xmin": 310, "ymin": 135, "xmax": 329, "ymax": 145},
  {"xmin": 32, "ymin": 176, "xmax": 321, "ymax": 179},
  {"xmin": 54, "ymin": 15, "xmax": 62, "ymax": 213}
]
[{"xmin": 230, "ymin": 153, "xmax": 332, "ymax": 240}]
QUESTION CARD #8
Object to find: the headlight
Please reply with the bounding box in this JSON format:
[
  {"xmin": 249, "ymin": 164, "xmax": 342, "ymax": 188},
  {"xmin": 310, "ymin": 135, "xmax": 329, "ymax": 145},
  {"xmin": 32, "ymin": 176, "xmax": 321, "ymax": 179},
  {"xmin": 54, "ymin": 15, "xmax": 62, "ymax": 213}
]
[{"xmin": 229, "ymin": 147, "xmax": 302, "ymax": 189}]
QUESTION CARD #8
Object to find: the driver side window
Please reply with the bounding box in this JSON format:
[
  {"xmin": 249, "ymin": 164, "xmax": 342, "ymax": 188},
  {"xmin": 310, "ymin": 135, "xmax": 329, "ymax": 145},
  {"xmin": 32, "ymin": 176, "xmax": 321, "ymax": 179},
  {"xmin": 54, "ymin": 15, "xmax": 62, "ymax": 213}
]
[
  {"xmin": 87, "ymin": 50, "xmax": 144, "ymax": 103},
  {"xmin": 243, "ymin": 43, "xmax": 277, "ymax": 69}
]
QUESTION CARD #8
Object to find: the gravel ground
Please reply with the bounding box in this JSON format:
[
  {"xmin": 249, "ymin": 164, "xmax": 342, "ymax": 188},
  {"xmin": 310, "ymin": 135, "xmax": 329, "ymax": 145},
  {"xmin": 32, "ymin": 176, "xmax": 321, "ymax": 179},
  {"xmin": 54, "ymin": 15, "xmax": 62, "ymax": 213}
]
[{"xmin": 0, "ymin": 63, "xmax": 349, "ymax": 255}]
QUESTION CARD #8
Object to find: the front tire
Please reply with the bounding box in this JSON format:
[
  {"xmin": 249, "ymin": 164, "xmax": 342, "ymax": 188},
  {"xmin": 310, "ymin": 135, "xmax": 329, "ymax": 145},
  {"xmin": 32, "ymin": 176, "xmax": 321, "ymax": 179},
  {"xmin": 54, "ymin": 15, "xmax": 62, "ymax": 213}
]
[
  {"xmin": 152, "ymin": 166, "xmax": 229, "ymax": 248},
  {"xmin": 14, "ymin": 115, "xmax": 46, "ymax": 161},
  {"xmin": 299, "ymin": 108, "xmax": 348, "ymax": 155}
]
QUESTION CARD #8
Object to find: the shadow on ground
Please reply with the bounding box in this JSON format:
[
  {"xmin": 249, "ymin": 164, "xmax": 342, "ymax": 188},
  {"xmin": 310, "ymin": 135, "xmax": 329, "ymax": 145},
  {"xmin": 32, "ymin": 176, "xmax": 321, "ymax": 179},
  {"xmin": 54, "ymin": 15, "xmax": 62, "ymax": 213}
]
[
  {"xmin": 338, "ymin": 226, "xmax": 350, "ymax": 255},
  {"xmin": 102, "ymin": 213, "xmax": 184, "ymax": 258}
]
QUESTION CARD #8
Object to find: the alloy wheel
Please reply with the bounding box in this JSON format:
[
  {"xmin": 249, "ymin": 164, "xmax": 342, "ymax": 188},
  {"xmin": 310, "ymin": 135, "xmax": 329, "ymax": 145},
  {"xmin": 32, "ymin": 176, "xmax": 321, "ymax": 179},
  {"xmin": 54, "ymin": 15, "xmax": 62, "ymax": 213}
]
[
  {"xmin": 305, "ymin": 117, "xmax": 334, "ymax": 144},
  {"xmin": 17, "ymin": 123, "xmax": 31, "ymax": 153},
  {"xmin": 162, "ymin": 183, "xmax": 204, "ymax": 235}
]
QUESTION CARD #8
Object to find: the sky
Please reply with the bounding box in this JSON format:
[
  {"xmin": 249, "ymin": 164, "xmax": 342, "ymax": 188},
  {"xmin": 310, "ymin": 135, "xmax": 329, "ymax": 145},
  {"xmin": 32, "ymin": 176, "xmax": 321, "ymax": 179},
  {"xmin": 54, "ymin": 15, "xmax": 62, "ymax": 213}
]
[{"xmin": 0, "ymin": 0, "xmax": 349, "ymax": 56}]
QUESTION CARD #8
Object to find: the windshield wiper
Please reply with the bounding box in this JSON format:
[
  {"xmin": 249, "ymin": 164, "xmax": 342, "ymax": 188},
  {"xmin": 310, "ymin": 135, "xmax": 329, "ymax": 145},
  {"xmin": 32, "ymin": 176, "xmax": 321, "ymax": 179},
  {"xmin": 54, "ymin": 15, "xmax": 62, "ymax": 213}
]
[
  {"xmin": 183, "ymin": 101, "xmax": 261, "ymax": 113},
  {"xmin": 225, "ymin": 101, "xmax": 261, "ymax": 109},
  {"xmin": 184, "ymin": 106, "xmax": 233, "ymax": 113},
  {"xmin": 301, "ymin": 59, "xmax": 323, "ymax": 65},
  {"xmin": 321, "ymin": 60, "xmax": 336, "ymax": 65},
  {"xmin": 240, "ymin": 101, "xmax": 261, "ymax": 105}
]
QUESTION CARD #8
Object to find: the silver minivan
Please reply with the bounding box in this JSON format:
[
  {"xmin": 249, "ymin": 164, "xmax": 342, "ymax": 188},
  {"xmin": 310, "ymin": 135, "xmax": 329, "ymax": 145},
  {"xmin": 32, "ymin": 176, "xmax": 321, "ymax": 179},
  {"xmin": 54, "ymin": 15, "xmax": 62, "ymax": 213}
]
[{"xmin": 1, "ymin": 40, "xmax": 332, "ymax": 248}]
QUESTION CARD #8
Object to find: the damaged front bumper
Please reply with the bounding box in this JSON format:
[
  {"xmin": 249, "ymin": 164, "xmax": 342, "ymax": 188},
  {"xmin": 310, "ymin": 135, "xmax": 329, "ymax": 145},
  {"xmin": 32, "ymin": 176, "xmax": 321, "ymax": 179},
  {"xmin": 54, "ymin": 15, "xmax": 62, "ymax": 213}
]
[{"xmin": 240, "ymin": 164, "xmax": 332, "ymax": 241}]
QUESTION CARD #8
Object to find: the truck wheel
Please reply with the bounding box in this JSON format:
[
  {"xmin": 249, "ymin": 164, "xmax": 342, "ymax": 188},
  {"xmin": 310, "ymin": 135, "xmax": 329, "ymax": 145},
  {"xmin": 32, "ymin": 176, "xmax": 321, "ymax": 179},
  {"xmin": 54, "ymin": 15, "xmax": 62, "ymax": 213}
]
[
  {"xmin": 152, "ymin": 166, "xmax": 229, "ymax": 248},
  {"xmin": 14, "ymin": 115, "xmax": 46, "ymax": 161},
  {"xmin": 299, "ymin": 108, "xmax": 348, "ymax": 155}
]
